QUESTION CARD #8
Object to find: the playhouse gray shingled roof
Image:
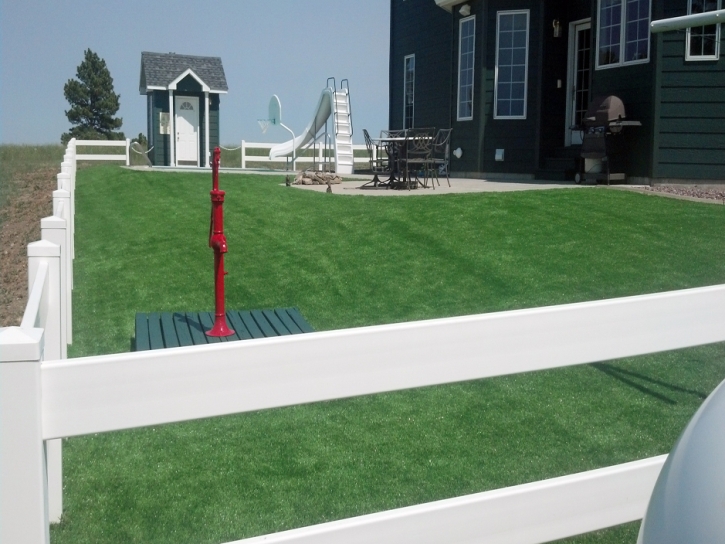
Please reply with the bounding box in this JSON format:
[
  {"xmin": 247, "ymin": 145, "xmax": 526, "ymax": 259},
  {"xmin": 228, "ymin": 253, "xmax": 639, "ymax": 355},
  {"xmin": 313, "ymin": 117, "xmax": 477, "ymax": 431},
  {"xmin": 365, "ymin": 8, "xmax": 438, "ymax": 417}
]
[{"xmin": 139, "ymin": 52, "xmax": 228, "ymax": 94}]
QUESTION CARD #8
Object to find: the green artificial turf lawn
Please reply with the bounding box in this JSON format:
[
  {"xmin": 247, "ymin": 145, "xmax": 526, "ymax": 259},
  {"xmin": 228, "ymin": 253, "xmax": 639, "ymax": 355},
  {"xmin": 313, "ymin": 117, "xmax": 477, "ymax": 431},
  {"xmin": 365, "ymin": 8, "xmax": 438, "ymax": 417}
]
[{"xmin": 53, "ymin": 166, "xmax": 725, "ymax": 543}]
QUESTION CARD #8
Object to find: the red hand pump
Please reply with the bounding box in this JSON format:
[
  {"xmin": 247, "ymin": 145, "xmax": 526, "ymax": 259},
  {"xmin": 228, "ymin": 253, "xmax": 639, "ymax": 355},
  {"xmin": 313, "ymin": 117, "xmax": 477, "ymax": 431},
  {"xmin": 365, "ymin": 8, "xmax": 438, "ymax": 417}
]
[{"xmin": 206, "ymin": 147, "xmax": 235, "ymax": 337}]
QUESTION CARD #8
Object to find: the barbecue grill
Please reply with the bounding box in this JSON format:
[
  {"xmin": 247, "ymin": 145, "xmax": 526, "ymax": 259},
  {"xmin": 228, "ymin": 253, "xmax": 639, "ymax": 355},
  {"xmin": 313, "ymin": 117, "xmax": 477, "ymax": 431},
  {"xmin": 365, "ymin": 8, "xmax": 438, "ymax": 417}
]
[{"xmin": 575, "ymin": 95, "xmax": 641, "ymax": 185}]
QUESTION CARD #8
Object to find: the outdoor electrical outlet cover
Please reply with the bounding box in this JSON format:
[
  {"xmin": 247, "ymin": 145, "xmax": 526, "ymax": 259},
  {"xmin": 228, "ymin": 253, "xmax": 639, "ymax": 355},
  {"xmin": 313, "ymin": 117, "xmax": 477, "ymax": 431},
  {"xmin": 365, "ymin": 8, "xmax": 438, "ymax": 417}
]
[{"xmin": 495, "ymin": 149, "xmax": 505, "ymax": 161}]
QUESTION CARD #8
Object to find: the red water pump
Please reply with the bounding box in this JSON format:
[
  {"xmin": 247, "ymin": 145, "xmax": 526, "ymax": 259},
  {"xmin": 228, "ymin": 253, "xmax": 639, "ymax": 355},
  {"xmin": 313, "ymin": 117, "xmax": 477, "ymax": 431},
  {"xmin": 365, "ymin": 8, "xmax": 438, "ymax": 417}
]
[{"xmin": 206, "ymin": 147, "xmax": 235, "ymax": 337}]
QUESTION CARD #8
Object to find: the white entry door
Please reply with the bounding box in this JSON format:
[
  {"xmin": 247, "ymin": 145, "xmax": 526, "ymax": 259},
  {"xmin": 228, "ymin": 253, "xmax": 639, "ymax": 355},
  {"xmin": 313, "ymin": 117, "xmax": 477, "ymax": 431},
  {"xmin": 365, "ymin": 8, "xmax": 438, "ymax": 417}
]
[
  {"xmin": 566, "ymin": 20, "xmax": 591, "ymax": 146},
  {"xmin": 175, "ymin": 96, "xmax": 199, "ymax": 165}
]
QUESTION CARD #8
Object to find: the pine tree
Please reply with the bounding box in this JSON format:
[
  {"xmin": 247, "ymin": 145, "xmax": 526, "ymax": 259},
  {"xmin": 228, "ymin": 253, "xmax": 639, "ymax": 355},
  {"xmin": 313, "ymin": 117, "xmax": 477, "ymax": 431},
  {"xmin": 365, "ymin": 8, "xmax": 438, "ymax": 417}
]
[{"xmin": 61, "ymin": 49, "xmax": 124, "ymax": 144}]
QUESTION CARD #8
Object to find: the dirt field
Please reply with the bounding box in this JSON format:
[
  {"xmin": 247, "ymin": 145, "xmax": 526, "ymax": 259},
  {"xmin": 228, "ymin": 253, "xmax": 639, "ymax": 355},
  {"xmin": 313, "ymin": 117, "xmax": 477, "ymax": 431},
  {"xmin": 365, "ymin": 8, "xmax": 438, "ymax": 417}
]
[{"xmin": 0, "ymin": 167, "xmax": 56, "ymax": 326}]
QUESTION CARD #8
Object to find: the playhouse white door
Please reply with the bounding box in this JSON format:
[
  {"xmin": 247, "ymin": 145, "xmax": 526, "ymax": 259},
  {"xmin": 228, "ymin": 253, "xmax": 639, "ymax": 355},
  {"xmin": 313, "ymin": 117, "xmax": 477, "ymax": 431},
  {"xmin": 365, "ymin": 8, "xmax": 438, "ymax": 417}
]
[{"xmin": 175, "ymin": 96, "xmax": 199, "ymax": 165}]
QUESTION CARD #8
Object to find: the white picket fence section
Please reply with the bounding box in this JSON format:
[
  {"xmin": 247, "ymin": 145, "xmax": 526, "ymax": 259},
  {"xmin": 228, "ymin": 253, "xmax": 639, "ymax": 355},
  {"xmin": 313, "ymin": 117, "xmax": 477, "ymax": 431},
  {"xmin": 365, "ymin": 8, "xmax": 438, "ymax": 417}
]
[
  {"xmin": 238, "ymin": 140, "xmax": 368, "ymax": 170},
  {"xmin": 75, "ymin": 138, "xmax": 130, "ymax": 165},
  {"xmin": 0, "ymin": 139, "xmax": 78, "ymax": 535},
  {"xmin": 2, "ymin": 137, "xmax": 725, "ymax": 544}
]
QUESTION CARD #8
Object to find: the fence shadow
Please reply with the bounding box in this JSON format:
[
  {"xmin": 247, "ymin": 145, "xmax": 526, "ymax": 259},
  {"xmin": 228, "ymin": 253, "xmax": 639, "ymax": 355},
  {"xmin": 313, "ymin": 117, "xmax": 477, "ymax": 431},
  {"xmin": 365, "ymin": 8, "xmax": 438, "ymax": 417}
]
[{"xmin": 591, "ymin": 362, "xmax": 708, "ymax": 405}]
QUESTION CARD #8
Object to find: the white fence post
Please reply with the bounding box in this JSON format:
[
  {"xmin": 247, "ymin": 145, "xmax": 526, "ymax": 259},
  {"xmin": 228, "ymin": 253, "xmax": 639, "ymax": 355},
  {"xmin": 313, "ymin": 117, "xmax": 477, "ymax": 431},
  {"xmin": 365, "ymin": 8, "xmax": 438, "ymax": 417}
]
[
  {"xmin": 241, "ymin": 140, "xmax": 246, "ymax": 169},
  {"xmin": 28, "ymin": 239, "xmax": 64, "ymax": 523},
  {"xmin": 39, "ymin": 219, "xmax": 67, "ymax": 359},
  {"xmin": 55, "ymin": 174, "xmax": 72, "ymax": 345},
  {"xmin": 125, "ymin": 138, "xmax": 131, "ymax": 166},
  {"xmin": 0, "ymin": 326, "xmax": 50, "ymax": 543},
  {"xmin": 61, "ymin": 161, "xmax": 75, "ymax": 266},
  {"xmin": 28, "ymin": 241, "xmax": 61, "ymax": 360}
]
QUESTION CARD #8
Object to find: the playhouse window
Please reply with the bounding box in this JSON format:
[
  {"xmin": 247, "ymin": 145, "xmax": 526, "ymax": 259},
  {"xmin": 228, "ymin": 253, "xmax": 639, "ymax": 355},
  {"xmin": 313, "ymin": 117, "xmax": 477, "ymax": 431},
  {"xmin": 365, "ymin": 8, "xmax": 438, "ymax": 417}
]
[
  {"xmin": 494, "ymin": 10, "xmax": 529, "ymax": 119},
  {"xmin": 686, "ymin": 0, "xmax": 721, "ymax": 60},
  {"xmin": 458, "ymin": 16, "xmax": 476, "ymax": 121},
  {"xmin": 596, "ymin": 0, "xmax": 651, "ymax": 68},
  {"xmin": 404, "ymin": 54, "xmax": 415, "ymax": 129}
]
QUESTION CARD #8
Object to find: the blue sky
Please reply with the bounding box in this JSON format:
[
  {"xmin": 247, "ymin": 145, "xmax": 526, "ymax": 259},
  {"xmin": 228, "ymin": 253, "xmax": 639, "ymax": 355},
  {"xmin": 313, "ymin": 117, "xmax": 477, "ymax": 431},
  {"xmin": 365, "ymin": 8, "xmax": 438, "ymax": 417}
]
[{"xmin": 0, "ymin": 0, "xmax": 390, "ymax": 145}]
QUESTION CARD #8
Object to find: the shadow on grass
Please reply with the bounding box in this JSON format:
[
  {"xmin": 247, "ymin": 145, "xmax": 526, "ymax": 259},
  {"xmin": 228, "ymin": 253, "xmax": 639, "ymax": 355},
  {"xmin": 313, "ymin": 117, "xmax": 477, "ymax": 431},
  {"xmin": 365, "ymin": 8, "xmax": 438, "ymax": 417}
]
[{"xmin": 592, "ymin": 363, "xmax": 708, "ymax": 405}]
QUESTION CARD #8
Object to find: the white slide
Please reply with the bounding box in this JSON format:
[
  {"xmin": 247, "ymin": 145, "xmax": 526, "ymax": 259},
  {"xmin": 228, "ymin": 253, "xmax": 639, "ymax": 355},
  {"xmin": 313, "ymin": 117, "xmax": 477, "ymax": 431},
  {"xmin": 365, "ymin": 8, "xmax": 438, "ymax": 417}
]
[{"xmin": 269, "ymin": 86, "xmax": 354, "ymax": 174}]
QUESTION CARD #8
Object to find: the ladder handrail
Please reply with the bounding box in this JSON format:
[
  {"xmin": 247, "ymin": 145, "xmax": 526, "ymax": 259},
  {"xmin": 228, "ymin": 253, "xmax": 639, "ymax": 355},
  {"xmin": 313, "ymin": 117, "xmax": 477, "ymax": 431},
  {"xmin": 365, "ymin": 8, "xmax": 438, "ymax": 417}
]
[{"xmin": 332, "ymin": 82, "xmax": 353, "ymax": 139}]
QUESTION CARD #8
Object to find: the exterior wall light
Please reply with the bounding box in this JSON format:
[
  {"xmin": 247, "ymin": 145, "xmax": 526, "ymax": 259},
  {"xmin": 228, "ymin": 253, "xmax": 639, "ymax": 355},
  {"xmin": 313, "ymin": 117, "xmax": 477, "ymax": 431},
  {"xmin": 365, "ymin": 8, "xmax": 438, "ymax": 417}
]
[
  {"xmin": 459, "ymin": 4, "xmax": 471, "ymax": 17},
  {"xmin": 453, "ymin": 147, "xmax": 463, "ymax": 159},
  {"xmin": 553, "ymin": 19, "xmax": 562, "ymax": 38}
]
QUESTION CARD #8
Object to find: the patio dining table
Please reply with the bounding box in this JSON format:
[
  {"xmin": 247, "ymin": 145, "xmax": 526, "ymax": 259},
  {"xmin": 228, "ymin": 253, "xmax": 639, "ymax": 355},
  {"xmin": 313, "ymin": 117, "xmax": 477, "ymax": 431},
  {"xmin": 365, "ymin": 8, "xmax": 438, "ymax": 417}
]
[{"xmin": 371, "ymin": 134, "xmax": 432, "ymax": 190}]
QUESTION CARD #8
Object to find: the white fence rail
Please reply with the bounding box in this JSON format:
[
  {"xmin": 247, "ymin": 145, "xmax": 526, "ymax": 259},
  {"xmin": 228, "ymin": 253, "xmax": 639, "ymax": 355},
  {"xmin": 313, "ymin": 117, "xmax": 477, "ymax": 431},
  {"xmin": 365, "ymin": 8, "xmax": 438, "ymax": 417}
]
[
  {"xmin": 237, "ymin": 140, "xmax": 369, "ymax": 170},
  {"xmin": 232, "ymin": 455, "xmax": 667, "ymax": 544},
  {"xmin": 2, "ymin": 136, "xmax": 725, "ymax": 544},
  {"xmin": 41, "ymin": 285, "xmax": 725, "ymax": 439},
  {"xmin": 75, "ymin": 138, "xmax": 130, "ymax": 165}
]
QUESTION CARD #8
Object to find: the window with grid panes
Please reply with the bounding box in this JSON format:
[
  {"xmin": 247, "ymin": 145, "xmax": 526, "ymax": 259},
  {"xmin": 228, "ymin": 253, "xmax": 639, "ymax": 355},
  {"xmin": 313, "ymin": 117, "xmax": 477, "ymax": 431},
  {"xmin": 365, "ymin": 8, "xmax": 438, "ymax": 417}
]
[
  {"xmin": 458, "ymin": 16, "xmax": 475, "ymax": 120},
  {"xmin": 494, "ymin": 11, "xmax": 529, "ymax": 119},
  {"xmin": 596, "ymin": 0, "xmax": 651, "ymax": 68},
  {"xmin": 686, "ymin": 0, "xmax": 721, "ymax": 60}
]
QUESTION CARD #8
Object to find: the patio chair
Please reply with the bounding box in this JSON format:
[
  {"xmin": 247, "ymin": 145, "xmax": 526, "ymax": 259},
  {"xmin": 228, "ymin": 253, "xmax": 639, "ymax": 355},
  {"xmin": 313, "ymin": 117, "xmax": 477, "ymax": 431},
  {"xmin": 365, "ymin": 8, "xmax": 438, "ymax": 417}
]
[
  {"xmin": 378, "ymin": 129, "xmax": 406, "ymax": 187},
  {"xmin": 362, "ymin": 129, "xmax": 390, "ymax": 186},
  {"xmin": 401, "ymin": 128, "xmax": 435, "ymax": 189},
  {"xmin": 426, "ymin": 128, "xmax": 452, "ymax": 187}
]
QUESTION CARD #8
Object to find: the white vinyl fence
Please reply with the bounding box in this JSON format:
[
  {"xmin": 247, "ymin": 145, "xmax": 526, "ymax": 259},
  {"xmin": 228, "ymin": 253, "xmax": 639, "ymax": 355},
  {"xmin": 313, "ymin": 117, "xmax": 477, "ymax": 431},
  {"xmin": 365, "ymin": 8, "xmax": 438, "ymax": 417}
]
[
  {"xmin": 230, "ymin": 141, "xmax": 369, "ymax": 170},
  {"xmin": 2, "ymin": 139, "xmax": 725, "ymax": 544},
  {"xmin": 75, "ymin": 138, "xmax": 130, "ymax": 165}
]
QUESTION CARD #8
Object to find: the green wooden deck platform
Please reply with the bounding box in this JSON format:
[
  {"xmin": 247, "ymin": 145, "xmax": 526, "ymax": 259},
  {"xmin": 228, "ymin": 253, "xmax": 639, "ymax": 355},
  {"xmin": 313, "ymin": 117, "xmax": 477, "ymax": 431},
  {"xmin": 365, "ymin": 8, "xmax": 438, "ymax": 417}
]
[{"xmin": 134, "ymin": 308, "xmax": 314, "ymax": 351}]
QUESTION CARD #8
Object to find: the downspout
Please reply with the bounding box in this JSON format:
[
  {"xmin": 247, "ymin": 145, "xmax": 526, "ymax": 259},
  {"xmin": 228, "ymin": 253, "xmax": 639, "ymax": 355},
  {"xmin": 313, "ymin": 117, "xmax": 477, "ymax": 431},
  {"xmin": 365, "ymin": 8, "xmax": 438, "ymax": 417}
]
[{"xmin": 389, "ymin": 0, "xmax": 395, "ymax": 129}]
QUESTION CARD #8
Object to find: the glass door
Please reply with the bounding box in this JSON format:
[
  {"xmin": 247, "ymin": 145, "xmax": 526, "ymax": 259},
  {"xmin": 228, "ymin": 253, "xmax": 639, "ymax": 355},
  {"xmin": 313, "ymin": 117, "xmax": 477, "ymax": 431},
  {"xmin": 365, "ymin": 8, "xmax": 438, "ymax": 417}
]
[{"xmin": 566, "ymin": 20, "xmax": 591, "ymax": 146}]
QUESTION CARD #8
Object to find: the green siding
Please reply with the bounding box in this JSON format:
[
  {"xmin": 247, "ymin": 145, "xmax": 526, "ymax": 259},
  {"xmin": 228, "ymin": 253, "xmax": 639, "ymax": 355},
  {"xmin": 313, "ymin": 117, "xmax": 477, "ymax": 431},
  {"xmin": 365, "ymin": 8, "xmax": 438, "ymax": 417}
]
[
  {"xmin": 176, "ymin": 74, "xmax": 203, "ymax": 93},
  {"xmin": 210, "ymin": 95, "xmax": 220, "ymax": 153},
  {"xmin": 150, "ymin": 91, "xmax": 170, "ymax": 166},
  {"xmin": 537, "ymin": 0, "xmax": 591, "ymax": 163},
  {"xmin": 388, "ymin": 0, "xmax": 725, "ymax": 181},
  {"xmin": 478, "ymin": 0, "xmax": 544, "ymax": 175},
  {"xmin": 389, "ymin": 0, "xmax": 453, "ymax": 132},
  {"xmin": 450, "ymin": 0, "xmax": 486, "ymax": 174},
  {"xmin": 147, "ymin": 90, "xmax": 221, "ymax": 167},
  {"xmin": 653, "ymin": 1, "xmax": 725, "ymax": 180}
]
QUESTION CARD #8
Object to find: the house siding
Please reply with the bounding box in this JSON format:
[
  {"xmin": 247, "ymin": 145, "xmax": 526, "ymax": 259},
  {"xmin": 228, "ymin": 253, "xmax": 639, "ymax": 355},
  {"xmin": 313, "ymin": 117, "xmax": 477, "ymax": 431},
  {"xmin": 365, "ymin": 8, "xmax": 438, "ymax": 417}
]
[
  {"xmin": 588, "ymin": 1, "xmax": 656, "ymax": 179},
  {"xmin": 210, "ymin": 95, "xmax": 220, "ymax": 154},
  {"xmin": 389, "ymin": 0, "xmax": 725, "ymax": 182},
  {"xmin": 150, "ymin": 91, "xmax": 170, "ymax": 167},
  {"xmin": 652, "ymin": 0, "xmax": 725, "ymax": 181},
  {"xmin": 538, "ymin": 0, "xmax": 591, "ymax": 162},
  {"xmin": 147, "ymin": 90, "xmax": 220, "ymax": 167},
  {"xmin": 479, "ymin": 0, "xmax": 544, "ymax": 175},
  {"xmin": 389, "ymin": 0, "xmax": 452, "ymax": 132},
  {"xmin": 450, "ymin": 0, "xmax": 486, "ymax": 174}
]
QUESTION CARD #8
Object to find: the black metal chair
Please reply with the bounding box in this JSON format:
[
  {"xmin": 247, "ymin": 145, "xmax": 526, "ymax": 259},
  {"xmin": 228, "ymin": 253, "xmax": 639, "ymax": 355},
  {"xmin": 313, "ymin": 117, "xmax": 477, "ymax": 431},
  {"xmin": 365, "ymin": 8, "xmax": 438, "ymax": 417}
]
[
  {"xmin": 400, "ymin": 128, "xmax": 435, "ymax": 189},
  {"xmin": 362, "ymin": 129, "xmax": 390, "ymax": 186},
  {"xmin": 379, "ymin": 129, "xmax": 406, "ymax": 188},
  {"xmin": 426, "ymin": 128, "xmax": 452, "ymax": 188}
]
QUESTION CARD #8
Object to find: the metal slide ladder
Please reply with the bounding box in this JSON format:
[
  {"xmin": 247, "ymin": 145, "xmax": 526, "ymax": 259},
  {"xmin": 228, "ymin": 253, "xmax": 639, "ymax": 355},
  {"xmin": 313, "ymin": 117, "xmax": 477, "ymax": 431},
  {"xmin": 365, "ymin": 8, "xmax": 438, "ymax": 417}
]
[{"xmin": 330, "ymin": 78, "xmax": 354, "ymax": 174}]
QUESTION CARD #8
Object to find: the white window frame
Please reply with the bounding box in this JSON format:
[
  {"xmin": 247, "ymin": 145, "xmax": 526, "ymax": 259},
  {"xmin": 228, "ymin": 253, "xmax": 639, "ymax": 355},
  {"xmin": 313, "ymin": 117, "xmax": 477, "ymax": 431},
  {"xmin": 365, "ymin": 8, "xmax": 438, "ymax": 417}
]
[
  {"xmin": 686, "ymin": 0, "xmax": 721, "ymax": 61},
  {"xmin": 457, "ymin": 15, "xmax": 476, "ymax": 121},
  {"xmin": 494, "ymin": 10, "xmax": 530, "ymax": 120},
  {"xmin": 403, "ymin": 54, "xmax": 415, "ymax": 129},
  {"xmin": 596, "ymin": 0, "xmax": 652, "ymax": 70}
]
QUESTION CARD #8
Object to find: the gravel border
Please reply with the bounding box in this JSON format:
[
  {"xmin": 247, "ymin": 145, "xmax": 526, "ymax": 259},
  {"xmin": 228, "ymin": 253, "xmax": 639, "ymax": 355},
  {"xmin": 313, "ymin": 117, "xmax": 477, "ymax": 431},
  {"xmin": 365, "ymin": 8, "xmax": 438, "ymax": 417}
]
[{"xmin": 612, "ymin": 185, "xmax": 725, "ymax": 205}]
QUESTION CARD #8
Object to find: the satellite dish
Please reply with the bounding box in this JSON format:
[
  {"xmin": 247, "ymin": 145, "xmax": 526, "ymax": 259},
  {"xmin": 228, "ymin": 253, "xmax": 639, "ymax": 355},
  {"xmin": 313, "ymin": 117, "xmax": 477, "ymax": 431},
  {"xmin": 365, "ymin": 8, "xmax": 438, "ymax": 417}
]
[
  {"xmin": 268, "ymin": 95, "xmax": 282, "ymax": 126},
  {"xmin": 637, "ymin": 377, "xmax": 725, "ymax": 543}
]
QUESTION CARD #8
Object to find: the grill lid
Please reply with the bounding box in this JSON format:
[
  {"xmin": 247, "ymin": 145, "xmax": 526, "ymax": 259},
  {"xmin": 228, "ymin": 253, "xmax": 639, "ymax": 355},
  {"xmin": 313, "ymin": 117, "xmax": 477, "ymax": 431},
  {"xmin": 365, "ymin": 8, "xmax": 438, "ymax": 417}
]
[{"xmin": 583, "ymin": 95, "xmax": 626, "ymax": 126}]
